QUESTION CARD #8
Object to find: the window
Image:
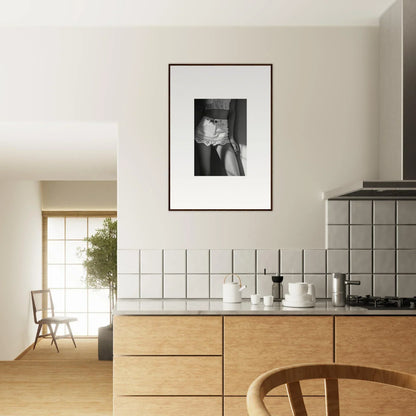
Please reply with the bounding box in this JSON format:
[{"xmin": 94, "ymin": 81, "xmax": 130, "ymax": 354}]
[{"xmin": 44, "ymin": 212, "xmax": 116, "ymax": 336}]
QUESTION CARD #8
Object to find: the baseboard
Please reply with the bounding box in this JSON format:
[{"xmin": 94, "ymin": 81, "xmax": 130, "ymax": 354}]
[{"xmin": 14, "ymin": 343, "xmax": 34, "ymax": 360}]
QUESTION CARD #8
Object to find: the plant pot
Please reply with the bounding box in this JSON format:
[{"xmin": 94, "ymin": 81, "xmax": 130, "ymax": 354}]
[{"xmin": 98, "ymin": 324, "xmax": 113, "ymax": 361}]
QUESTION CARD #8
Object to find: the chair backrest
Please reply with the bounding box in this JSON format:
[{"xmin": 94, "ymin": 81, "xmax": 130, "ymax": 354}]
[
  {"xmin": 31, "ymin": 289, "xmax": 55, "ymax": 324},
  {"xmin": 246, "ymin": 363, "xmax": 416, "ymax": 416}
]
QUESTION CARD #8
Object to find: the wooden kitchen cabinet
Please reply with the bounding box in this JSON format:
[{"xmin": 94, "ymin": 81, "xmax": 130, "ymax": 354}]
[
  {"xmin": 114, "ymin": 356, "xmax": 222, "ymax": 396},
  {"xmin": 114, "ymin": 397, "xmax": 223, "ymax": 416},
  {"xmin": 114, "ymin": 314, "xmax": 416, "ymax": 416},
  {"xmin": 113, "ymin": 316, "xmax": 223, "ymax": 416},
  {"xmin": 113, "ymin": 315, "xmax": 222, "ymax": 355},
  {"xmin": 224, "ymin": 316, "xmax": 333, "ymax": 396},
  {"xmin": 335, "ymin": 316, "xmax": 416, "ymax": 415}
]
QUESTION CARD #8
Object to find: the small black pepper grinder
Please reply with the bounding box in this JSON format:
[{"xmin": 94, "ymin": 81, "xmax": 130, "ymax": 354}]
[{"xmin": 272, "ymin": 275, "xmax": 284, "ymax": 301}]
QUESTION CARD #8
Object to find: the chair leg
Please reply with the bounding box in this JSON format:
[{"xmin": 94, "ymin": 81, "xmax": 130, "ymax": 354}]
[
  {"xmin": 51, "ymin": 323, "xmax": 59, "ymax": 345},
  {"xmin": 66, "ymin": 322, "xmax": 77, "ymax": 348},
  {"xmin": 33, "ymin": 324, "xmax": 42, "ymax": 350},
  {"xmin": 47, "ymin": 323, "xmax": 59, "ymax": 352}
]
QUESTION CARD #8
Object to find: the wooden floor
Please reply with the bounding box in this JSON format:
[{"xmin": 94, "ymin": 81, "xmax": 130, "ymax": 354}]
[{"xmin": 0, "ymin": 338, "xmax": 112, "ymax": 416}]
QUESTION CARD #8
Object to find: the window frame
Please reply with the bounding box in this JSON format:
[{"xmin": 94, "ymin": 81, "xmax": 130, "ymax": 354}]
[{"xmin": 42, "ymin": 211, "xmax": 117, "ymax": 337}]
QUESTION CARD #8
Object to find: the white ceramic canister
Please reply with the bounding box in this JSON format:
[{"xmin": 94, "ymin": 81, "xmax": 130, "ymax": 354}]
[{"xmin": 223, "ymin": 274, "xmax": 247, "ymax": 303}]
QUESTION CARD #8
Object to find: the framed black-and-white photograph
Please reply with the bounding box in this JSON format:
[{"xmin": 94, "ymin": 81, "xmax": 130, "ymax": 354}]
[{"xmin": 169, "ymin": 64, "xmax": 272, "ymax": 210}]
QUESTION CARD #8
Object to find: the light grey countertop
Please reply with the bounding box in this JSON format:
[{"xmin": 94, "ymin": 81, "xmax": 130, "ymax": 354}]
[{"xmin": 114, "ymin": 299, "xmax": 416, "ymax": 316}]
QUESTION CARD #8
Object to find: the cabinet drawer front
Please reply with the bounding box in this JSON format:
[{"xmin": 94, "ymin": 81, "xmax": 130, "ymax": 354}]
[
  {"xmin": 114, "ymin": 396, "xmax": 222, "ymax": 416},
  {"xmin": 114, "ymin": 316, "xmax": 222, "ymax": 355},
  {"xmin": 336, "ymin": 317, "xmax": 416, "ymax": 373},
  {"xmin": 114, "ymin": 356, "xmax": 222, "ymax": 396},
  {"xmin": 224, "ymin": 316, "xmax": 333, "ymax": 395},
  {"xmin": 225, "ymin": 396, "xmax": 325, "ymax": 416}
]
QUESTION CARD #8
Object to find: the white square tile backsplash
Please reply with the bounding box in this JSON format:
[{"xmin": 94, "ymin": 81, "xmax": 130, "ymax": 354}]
[
  {"xmin": 117, "ymin": 274, "xmax": 140, "ymax": 298},
  {"xmin": 373, "ymin": 201, "xmax": 395, "ymax": 224},
  {"xmin": 116, "ymin": 198, "xmax": 416, "ymax": 301},
  {"xmin": 256, "ymin": 274, "xmax": 273, "ymax": 296},
  {"xmin": 233, "ymin": 249, "xmax": 255, "ymax": 274},
  {"xmin": 187, "ymin": 274, "xmax": 209, "ymax": 298},
  {"xmin": 140, "ymin": 274, "xmax": 162, "ymax": 298},
  {"xmin": 210, "ymin": 274, "xmax": 225, "ymax": 298},
  {"xmin": 373, "ymin": 225, "xmax": 395, "ymax": 249},
  {"xmin": 117, "ymin": 250, "xmax": 139, "ymax": 274},
  {"xmin": 397, "ymin": 275, "xmax": 416, "ymax": 297},
  {"xmin": 303, "ymin": 250, "xmax": 326, "ymax": 274},
  {"xmin": 280, "ymin": 250, "xmax": 303, "ymax": 274},
  {"xmin": 164, "ymin": 249, "xmax": 186, "ymax": 274},
  {"xmin": 327, "ymin": 200, "xmax": 349, "ymax": 224},
  {"xmin": 187, "ymin": 250, "xmax": 209, "ymax": 274},
  {"xmin": 350, "ymin": 226, "xmax": 372, "ymax": 249},
  {"xmin": 327, "ymin": 250, "xmax": 349, "ymax": 274},
  {"xmin": 397, "ymin": 225, "xmax": 416, "ymax": 249},
  {"xmin": 256, "ymin": 249, "xmax": 278, "ymax": 274},
  {"xmin": 349, "ymin": 274, "xmax": 372, "ymax": 296},
  {"xmin": 397, "ymin": 250, "xmax": 416, "ymax": 274},
  {"xmin": 373, "ymin": 250, "xmax": 395, "ymax": 274},
  {"xmin": 140, "ymin": 250, "xmax": 163, "ymax": 274},
  {"xmin": 327, "ymin": 226, "xmax": 349, "ymax": 249},
  {"xmin": 374, "ymin": 275, "xmax": 396, "ymax": 297},
  {"xmin": 210, "ymin": 250, "xmax": 232, "ymax": 274},
  {"xmin": 397, "ymin": 201, "xmax": 416, "ymax": 224},
  {"xmin": 350, "ymin": 201, "xmax": 372, "ymax": 224},
  {"xmin": 164, "ymin": 274, "xmax": 186, "ymax": 298},
  {"xmin": 350, "ymin": 250, "xmax": 372, "ymax": 274}
]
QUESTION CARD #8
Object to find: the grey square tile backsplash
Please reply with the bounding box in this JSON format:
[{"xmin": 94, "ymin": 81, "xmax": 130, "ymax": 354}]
[
  {"xmin": 326, "ymin": 200, "xmax": 416, "ymax": 297},
  {"xmin": 117, "ymin": 200, "xmax": 416, "ymax": 300}
]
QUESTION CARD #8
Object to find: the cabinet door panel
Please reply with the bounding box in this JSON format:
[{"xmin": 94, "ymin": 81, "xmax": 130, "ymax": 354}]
[
  {"xmin": 336, "ymin": 317, "xmax": 416, "ymax": 373},
  {"xmin": 224, "ymin": 316, "xmax": 333, "ymax": 395},
  {"xmin": 115, "ymin": 397, "xmax": 222, "ymax": 416},
  {"xmin": 225, "ymin": 396, "xmax": 325, "ymax": 416},
  {"xmin": 338, "ymin": 380, "xmax": 416, "ymax": 415},
  {"xmin": 114, "ymin": 356, "xmax": 222, "ymax": 396},
  {"xmin": 114, "ymin": 316, "xmax": 222, "ymax": 355},
  {"xmin": 336, "ymin": 317, "xmax": 416, "ymax": 415}
]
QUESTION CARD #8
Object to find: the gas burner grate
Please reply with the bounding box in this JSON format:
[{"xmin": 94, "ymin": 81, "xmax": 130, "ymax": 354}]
[{"xmin": 347, "ymin": 295, "xmax": 416, "ymax": 310}]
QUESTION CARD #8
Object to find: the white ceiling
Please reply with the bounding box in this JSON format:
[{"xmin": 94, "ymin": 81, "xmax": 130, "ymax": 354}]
[
  {"xmin": 0, "ymin": 123, "xmax": 117, "ymax": 180},
  {"xmin": 0, "ymin": 0, "xmax": 397, "ymax": 27}
]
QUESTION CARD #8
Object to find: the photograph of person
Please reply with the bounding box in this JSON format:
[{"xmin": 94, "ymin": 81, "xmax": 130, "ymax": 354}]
[{"xmin": 194, "ymin": 98, "xmax": 246, "ymax": 176}]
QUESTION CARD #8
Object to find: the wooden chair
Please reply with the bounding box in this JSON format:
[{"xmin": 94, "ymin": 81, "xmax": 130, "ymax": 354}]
[
  {"xmin": 31, "ymin": 289, "xmax": 77, "ymax": 353},
  {"xmin": 246, "ymin": 363, "xmax": 416, "ymax": 416}
]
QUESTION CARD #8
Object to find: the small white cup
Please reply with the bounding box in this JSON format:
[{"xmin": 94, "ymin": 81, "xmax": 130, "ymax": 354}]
[
  {"xmin": 263, "ymin": 295, "xmax": 274, "ymax": 307},
  {"xmin": 251, "ymin": 294, "xmax": 261, "ymax": 305}
]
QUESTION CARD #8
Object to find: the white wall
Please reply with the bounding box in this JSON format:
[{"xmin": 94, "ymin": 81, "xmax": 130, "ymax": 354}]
[
  {"xmin": 0, "ymin": 27, "xmax": 379, "ymax": 249},
  {"xmin": 42, "ymin": 181, "xmax": 117, "ymax": 211},
  {"xmin": 0, "ymin": 181, "xmax": 42, "ymax": 360}
]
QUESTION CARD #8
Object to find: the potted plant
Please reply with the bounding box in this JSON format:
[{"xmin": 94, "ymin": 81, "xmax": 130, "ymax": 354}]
[{"xmin": 82, "ymin": 218, "xmax": 117, "ymax": 360}]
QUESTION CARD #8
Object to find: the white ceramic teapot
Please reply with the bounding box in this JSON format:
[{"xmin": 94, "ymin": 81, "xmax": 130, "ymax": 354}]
[{"xmin": 223, "ymin": 274, "xmax": 247, "ymax": 303}]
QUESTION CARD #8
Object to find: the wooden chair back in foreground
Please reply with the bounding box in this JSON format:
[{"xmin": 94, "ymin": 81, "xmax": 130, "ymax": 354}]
[{"xmin": 246, "ymin": 363, "xmax": 416, "ymax": 416}]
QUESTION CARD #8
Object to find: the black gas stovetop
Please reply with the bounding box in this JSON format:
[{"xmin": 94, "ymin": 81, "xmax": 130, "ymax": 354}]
[{"xmin": 347, "ymin": 295, "xmax": 416, "ymax": 310}]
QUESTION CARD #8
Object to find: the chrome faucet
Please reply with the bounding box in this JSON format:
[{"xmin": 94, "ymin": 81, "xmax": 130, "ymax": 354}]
[{"xmin": 331, "ymin": 273, "xmax": 360, "ymax": 307}]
